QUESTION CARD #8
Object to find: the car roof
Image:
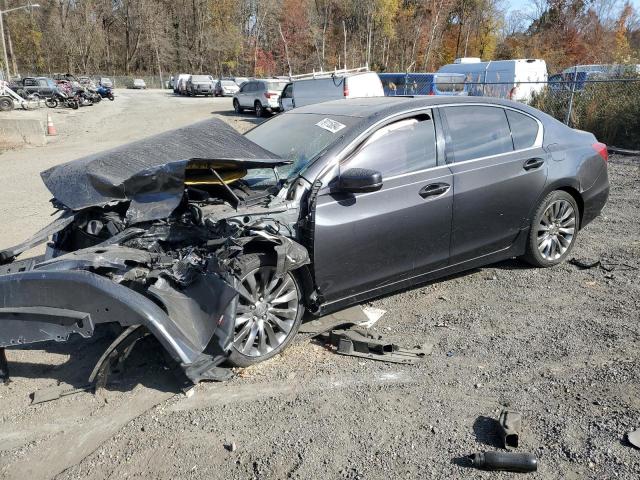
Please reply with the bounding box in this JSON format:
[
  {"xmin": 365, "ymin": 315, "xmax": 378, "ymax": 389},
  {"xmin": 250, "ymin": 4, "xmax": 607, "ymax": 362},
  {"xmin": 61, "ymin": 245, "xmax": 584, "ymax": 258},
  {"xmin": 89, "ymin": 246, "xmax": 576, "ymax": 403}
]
[{"xmin": 288, "ymin": 96, "xmax": 541, "ymax": 119}]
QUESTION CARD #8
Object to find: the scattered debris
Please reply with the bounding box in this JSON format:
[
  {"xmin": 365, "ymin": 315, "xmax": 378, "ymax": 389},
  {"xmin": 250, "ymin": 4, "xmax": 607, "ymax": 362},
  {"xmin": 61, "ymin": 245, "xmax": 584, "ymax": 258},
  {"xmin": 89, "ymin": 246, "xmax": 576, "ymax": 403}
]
[
  {"xmin": 627, "ymin": 428, "xmax": 640, "ymax": 449},
  {"xmin": 359, "ymin": 307, "xmax": 387, "ymax": 329},
  {"xmin": 326, "ymin": 328, "xmax": 430, "ymax": 364},
  {"xmin": 31, "ymin": 384, "xmax": 93, "ymax": 405},
  {"xmin": 569, "ymin": 257, "xmax": 601, "ymax": 269},
  {"xmin": 225, "ymin": 442, "xmax": 237, "ymax": 452},
  {"xmin": 468, "ymin": 451, "xmax": 538, "ymax": 473},
  {"xmin": 298, "ymin": 306, "xmax": 368, "ymax": 335},
  {"xmin": 499, "ymin": 410, "xmax": 522, "ymax": 449}
]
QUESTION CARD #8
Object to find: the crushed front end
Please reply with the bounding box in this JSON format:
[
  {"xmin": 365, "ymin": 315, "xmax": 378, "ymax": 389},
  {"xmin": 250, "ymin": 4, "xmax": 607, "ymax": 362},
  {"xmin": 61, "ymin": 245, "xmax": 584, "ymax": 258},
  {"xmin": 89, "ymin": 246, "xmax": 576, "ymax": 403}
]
[{"xmin": 0, "ymin": 119, "xmax": 310, "ymax": 384}]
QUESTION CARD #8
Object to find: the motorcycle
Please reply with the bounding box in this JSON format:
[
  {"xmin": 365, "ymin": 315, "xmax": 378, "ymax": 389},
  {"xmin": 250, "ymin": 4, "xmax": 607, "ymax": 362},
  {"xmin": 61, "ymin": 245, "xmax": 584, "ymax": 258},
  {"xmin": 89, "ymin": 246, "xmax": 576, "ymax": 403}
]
[
  {"xmin": 46, "ymin": 89, "xmax": 79, "ymax": 110},
  {"xmin": 96, "ymin": 84, "xmax": 115, "ymax": 101}
]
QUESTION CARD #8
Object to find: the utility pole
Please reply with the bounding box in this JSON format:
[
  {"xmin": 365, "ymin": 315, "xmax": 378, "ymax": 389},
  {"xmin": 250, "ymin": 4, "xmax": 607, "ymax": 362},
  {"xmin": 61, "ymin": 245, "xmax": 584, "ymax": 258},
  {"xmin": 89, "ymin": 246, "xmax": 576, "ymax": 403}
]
[{"xmin": 0, "ymin": 2, "xmax": 40, "ymax": 80}]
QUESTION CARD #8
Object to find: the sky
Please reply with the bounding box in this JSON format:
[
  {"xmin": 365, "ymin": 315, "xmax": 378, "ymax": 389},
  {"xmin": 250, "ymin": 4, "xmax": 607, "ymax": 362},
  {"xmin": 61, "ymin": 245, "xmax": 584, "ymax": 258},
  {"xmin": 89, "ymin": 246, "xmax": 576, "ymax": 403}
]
[{"xmin": 506, "ymin": 0, "xmax": 640, "ymax": 13}]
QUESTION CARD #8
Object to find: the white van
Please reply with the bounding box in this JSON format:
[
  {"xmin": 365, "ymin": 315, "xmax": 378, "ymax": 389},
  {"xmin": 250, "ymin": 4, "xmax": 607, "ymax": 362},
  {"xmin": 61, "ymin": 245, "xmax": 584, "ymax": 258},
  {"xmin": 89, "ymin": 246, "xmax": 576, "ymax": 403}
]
[
  {"xmin": 280, "ymin": 68, "xmax": 384, "ymax": 111},
  {"xmin": 437, "ymin": 58, "xmax": 547, "ymax": 102}
]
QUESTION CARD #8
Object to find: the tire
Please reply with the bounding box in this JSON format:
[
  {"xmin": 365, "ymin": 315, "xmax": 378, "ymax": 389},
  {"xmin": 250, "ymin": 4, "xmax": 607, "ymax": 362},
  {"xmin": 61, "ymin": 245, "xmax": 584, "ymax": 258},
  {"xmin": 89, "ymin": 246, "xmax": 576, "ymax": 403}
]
[
  {"xmin": 69, "ymin": 99, "xmax": 79, "ymax": 110},
  {"xmin": 108, "ymin": 94, "xmax": 114, "ymax": 101},
  {"xmin": 0, "ymin": 96, "xmax": 13, "ymax": 112},
  {"xmin": 45, "ymin": 97, "xmax": 58, "ymax": 108},
  {"xmin": 226, "ymin": 253, "xmax": 304, "ymax": 368},
  {"xmin": 254, "ymin": 101, "xmax": 264, "ymax": 118},
  {"xmin": 521, "ymin": 190, "xmax": 580, "ymax": 267},
  {"xmin": 233, "ymin": 99, "xmax": 243, "ymax": 113}
]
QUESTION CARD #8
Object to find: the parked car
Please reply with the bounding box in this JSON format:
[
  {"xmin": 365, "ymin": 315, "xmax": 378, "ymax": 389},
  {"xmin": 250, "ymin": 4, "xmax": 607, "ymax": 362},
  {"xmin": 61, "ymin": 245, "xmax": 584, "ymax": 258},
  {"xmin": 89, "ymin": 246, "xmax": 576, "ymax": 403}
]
[
  {"xmin": 77, "ymin": 76, "xmax": 96, "ymax": 89},
  {"xmin": 0, "ymin": 97, "xmax": 609, "ymax": 378},
  {"xmin": 214, "ymin": 79, "xmax": 240, "ymax": 97},
  {"xmin": 186, "ymin": 74, "xmax": 215, "ymax": 96},
  {"xmin": 437, "ymin": 58, "xmax": 548, "ymax": 102},
  {"xmin": 231, "ymin": 76, "xmax": 249, "ymax": 87},
  {"xmin": 172, "ymin": 73, "xmax": 190, "ymax": 94},
  {"xmin": 279, "ymin": 69, "xmax": 384, "ymax": 112},
  {"xmin": 131, "ymin": 78, "xmax": 147, "ymax": 89},
  {"xmin": 233, "ymin": 79, "xmax": 288, "ymax": 117},
  {"xmin": 378, "ymin": 72, "xmax": 468, "ymax": 96},
  {"xmin": 11, "ymin": 77, "xmax": 59, "ymax": 99},
  {"xmin": 98, "ymin": 77, "xmax": 113, "ymax": 88}
]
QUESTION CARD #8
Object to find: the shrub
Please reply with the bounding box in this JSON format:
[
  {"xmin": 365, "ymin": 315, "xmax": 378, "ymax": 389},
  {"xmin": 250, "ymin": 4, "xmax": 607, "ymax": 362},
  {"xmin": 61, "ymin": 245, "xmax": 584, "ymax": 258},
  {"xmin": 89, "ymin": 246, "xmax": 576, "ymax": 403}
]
[{"xmin": 531, "ymin": 78, "xmax": 640, "ymax": 149}]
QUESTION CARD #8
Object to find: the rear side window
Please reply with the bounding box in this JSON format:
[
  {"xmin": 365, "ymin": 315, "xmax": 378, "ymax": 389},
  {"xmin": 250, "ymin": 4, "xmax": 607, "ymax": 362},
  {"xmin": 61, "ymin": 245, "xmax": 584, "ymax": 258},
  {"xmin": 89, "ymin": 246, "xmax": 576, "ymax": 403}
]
[
  {"xmin": 346, "ymin": 114, "xmax": 437, "ymax": 178},
  {"xmin": 505, "ymin": 110, "xmax": 539, "ymax": 150},
  {"xmin": 443, "ymin": 106, "xmax": 513, "ymax": 162}
]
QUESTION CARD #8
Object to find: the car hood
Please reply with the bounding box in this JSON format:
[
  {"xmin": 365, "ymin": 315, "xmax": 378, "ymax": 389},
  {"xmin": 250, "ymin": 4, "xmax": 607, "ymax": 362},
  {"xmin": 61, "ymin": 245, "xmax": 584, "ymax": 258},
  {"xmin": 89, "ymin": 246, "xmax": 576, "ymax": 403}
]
[{"xmin": 41, "ymin": 118, "xmax": 285, "ymax": 224}]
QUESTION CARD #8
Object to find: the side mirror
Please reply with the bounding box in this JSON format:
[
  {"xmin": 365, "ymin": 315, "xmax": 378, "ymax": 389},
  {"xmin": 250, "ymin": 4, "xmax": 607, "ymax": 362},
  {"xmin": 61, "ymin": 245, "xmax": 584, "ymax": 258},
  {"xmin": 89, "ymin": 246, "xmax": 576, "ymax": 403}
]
[{"xmin": 337, "ymin": 168, "xmax": 383, "ymax": 193}]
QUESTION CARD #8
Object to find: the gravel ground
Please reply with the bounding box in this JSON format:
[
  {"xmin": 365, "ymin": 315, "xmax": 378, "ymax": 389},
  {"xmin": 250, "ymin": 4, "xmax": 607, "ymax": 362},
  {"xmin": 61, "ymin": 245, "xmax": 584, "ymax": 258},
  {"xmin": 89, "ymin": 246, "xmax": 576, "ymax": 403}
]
[{"xmin": 0, "ymin": 91, "xmax": 638, "ymax": 479}]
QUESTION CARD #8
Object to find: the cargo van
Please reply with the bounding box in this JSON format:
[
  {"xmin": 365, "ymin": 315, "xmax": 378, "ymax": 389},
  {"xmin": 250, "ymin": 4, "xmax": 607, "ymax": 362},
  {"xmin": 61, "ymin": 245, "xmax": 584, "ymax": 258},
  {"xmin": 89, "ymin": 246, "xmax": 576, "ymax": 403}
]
[
  {"xmin": 378, "ymin": 72, "xmax": 468, "ymax": 96},
  {"xmin": 279, "ymin": 67, "xmax": 383, "ymax": 111},
  {"xmin": 437, "ymin": 58, "xmax": 547, "ymax": 102}
]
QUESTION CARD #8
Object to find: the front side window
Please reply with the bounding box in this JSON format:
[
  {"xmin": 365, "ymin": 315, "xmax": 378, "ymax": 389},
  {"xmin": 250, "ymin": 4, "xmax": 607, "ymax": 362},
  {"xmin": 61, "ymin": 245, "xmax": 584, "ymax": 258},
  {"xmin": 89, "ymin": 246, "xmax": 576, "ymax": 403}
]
[
  {"xmin": 443, "ymin": 106, "xmax": 513, "ymax": 162},
  {"xmin": 345, "ymin": 114, "xmax": 437, "ymax": 178},
  {"xmin": 506, "ymin": 110, "xmax": 539, "ymax": 150},
  {"xmin": 282, "ymin": 84, "xmax": 293, "ymax": 98}
]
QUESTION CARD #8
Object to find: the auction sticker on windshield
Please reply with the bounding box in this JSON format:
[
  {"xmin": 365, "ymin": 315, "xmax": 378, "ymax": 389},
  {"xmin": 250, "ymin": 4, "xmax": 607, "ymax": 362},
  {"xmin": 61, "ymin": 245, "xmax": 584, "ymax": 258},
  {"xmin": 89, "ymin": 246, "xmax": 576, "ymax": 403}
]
[{"xmin": 316, "ymin": 118, "xmax": 346, "ymax": 133}]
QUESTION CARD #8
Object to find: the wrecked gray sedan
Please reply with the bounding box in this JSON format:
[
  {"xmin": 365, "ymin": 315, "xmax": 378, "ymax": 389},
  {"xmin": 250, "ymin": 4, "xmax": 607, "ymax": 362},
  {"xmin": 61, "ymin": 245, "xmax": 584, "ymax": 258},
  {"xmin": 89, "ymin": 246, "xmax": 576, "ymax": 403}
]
[{"xmin": 0, "ymin": 97, "xmax": 609, "ymax": 384}]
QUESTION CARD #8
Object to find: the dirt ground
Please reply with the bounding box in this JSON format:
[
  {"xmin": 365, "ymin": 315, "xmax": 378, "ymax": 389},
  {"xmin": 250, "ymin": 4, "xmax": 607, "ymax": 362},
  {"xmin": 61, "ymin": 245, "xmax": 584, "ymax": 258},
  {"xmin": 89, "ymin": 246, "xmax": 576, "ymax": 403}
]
[{"xmin": 0, "ymin": 90, "xmax": 638, "ymax": 480}]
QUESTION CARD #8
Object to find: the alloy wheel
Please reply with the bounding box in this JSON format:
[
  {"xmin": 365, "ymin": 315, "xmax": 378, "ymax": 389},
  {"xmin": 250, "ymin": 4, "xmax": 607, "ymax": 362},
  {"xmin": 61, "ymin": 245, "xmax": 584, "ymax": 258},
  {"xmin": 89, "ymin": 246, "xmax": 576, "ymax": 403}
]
[
  {"xmin": 537, "ymin": 199, "xmax": 576, "ymax": 261},
  {"xmin": 232, "ymin": 266, "xmax": 299, "ymax": 357}
]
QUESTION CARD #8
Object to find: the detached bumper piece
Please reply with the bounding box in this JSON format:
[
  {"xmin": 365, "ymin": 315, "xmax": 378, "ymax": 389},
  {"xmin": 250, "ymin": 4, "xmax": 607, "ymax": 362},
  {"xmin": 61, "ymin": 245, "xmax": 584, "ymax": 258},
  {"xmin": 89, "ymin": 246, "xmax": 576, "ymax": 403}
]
[
  {"xmin": 0, "ymin": 269, "xmax": 238, "ymax": 385},
  {"xmin": 326, "ymin": 328, "xmax": 430, "ymax": 364}
]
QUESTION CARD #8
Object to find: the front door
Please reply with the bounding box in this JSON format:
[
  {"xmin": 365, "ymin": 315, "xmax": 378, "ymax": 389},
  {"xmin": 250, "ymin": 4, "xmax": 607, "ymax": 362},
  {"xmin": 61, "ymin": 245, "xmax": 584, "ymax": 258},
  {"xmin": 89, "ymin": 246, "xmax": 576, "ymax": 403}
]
[
  {"xmin": 313, "ymin": 111, "xmax": 453, "ymax": 303},
  {"xmin": 441, "ymin": 105, "xmax": 548, "ymax": 263}
]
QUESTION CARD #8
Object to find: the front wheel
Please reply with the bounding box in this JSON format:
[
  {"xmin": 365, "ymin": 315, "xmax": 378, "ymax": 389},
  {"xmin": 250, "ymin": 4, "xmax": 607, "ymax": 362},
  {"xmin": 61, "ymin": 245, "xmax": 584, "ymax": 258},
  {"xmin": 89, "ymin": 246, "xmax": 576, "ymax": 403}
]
[
  {"xmin": 227, "ymin": 253, "xmax": 304, "ymax": 368},
  {"xmin": 45, "ymin": 98, "xmax": 58, "ymax": 108},
  {"xmin": 108, "ymin": 94, "xmax": 114, "ymax": 101},
  {"xmin": 233, "ymin": 99, "xmax": 243, "ymax": 113},
  {"xmin": 521, "ymin": 190, "xmax": 580, "ymax": 267},
  {"xmin": 0, "ymin": 96, "xmax": 13, "ymax": 112}
]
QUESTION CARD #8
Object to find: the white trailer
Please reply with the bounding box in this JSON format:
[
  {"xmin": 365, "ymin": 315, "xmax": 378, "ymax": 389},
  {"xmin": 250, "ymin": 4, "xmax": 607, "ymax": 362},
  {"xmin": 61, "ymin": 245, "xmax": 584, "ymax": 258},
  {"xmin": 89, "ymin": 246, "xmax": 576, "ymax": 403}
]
[{"xmin": 437, "ymin": 58, "xmax": 547, "ymax": 102}]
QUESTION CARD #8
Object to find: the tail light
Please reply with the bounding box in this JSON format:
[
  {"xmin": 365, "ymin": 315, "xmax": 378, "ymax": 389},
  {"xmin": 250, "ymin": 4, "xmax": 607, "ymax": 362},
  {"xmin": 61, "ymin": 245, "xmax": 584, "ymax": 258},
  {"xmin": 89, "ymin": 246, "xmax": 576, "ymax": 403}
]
[
  {"xmin": 264, "ymin": 92, "xmax": 277, "ymax": 99},
  {"xmin": 592, "ymin": 142, "xmax": 608, "ymax": 163},
  {"xmin": 343, "ymin": 82, "xmax": 349, "ymax": 97}
]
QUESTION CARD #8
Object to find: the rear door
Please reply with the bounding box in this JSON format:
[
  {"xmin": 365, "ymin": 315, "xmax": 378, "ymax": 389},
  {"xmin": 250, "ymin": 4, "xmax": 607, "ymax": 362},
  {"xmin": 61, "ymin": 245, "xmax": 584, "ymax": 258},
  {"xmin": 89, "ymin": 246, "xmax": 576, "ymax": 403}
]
[
  {"xmin": 441, "ymin": 105, "xmax": 547, "ymax": 263},
  {"xmin": 313, "ymin": 111, "xmax": 453, "ymax": 302}
]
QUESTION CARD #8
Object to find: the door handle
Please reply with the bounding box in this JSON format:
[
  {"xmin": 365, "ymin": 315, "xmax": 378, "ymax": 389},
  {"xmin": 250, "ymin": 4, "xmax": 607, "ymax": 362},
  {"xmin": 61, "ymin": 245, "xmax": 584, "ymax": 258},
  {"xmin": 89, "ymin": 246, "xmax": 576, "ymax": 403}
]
[
  {"xmin": 419, "ymin": 183, "xmax": 450, "ymax": 198},
  {"xmin": 523, "ymin": 158, "xmax": 545, "ymax": 170}
]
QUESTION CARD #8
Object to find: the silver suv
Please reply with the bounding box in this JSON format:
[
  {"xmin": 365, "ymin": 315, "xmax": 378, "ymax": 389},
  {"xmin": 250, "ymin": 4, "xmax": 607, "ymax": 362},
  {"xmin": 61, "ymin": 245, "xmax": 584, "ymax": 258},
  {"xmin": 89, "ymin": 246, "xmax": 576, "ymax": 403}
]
[{"xmin": 232, "ymin": 79, "xmax": 288, "ymax": 117}]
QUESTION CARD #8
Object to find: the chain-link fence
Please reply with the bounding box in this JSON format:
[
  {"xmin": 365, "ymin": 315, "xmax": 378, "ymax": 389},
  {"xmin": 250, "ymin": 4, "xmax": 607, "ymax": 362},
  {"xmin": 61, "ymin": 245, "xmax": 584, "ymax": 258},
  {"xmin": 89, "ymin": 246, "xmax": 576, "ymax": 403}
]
[{"xmin": 380, "ymin": 73, "xmax": 640, "ymax": 149}]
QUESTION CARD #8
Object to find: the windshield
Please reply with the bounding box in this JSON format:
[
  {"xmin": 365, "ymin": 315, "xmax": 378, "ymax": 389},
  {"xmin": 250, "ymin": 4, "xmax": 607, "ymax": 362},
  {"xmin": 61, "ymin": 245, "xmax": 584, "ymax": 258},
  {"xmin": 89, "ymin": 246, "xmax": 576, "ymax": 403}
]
[
  {"xmin": 266, "ymin": 81, "xmax": 288, "ymax": 92},
  {"xmin": 192, "ymin": 75, "xmax": 212, "ymax": 82},
  {"xmin": 221, "ymin": 81, "xmax": 236, "ymax": 86},
  {"xmin": 245, "ymin": 113, "xmax": 359, "ymax": 181}
]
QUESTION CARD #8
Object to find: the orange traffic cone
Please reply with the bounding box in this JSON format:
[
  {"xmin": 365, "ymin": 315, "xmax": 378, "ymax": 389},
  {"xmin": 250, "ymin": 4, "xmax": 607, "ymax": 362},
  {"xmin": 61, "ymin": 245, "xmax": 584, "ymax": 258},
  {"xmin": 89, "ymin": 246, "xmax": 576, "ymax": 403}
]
[{"xmin": 46, "ymin": 113, "xmax": 57, "ymax": 136}]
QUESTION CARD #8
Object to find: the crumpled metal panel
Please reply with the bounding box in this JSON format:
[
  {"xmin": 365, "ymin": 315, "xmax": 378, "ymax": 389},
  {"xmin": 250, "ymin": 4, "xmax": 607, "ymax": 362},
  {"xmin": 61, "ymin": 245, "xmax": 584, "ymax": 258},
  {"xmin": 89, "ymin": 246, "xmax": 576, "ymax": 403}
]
[{"xmin": 40, "ymin": 118, "xmax": 285, "ymax": 223}]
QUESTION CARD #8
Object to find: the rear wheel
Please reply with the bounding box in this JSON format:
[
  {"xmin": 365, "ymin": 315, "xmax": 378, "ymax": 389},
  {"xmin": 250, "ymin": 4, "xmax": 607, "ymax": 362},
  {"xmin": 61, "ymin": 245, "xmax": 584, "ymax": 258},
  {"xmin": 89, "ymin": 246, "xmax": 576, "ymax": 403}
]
[
  {"xmin": 227, "ymin": 253, "xmax": 304, "ymax": 367},
  {"xmin": 522, "ymin": 190, "xmax": 580, "ymax": 267},
  {"xmin": 254, "ymin": 101, "xmax": 264, "ymax": 118}
]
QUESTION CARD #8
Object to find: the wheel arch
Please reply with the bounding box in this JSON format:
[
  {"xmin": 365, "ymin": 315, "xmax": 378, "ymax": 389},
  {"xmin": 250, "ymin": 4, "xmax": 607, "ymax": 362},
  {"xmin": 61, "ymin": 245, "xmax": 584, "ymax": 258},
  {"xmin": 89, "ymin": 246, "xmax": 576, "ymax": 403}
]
[
  {"xmin": 529, "ymin": 179, "xmax": 584, "ymax": 229},
  {"xmin": 238, "ymin": 239, "xmax": 315, "ymax": 310}
]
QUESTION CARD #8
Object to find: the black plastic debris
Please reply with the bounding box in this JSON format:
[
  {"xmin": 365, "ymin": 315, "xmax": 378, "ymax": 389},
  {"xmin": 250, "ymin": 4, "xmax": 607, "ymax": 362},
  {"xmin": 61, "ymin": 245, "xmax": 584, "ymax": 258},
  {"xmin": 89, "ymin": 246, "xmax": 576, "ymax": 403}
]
[
  {"xmin": 469, "ymin": 451, "xmax": 538, "ymax": 473},
  {"xmin": 499, "ymin": 410, "xmax": 522, "ymax": 449},
  {"xmin": 569, "ymin": 257, "xmax": 601, "ymax": 269},
  {"xmin": 326, "ymin": 328, "xmax": 431, "ymax": 364}
]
